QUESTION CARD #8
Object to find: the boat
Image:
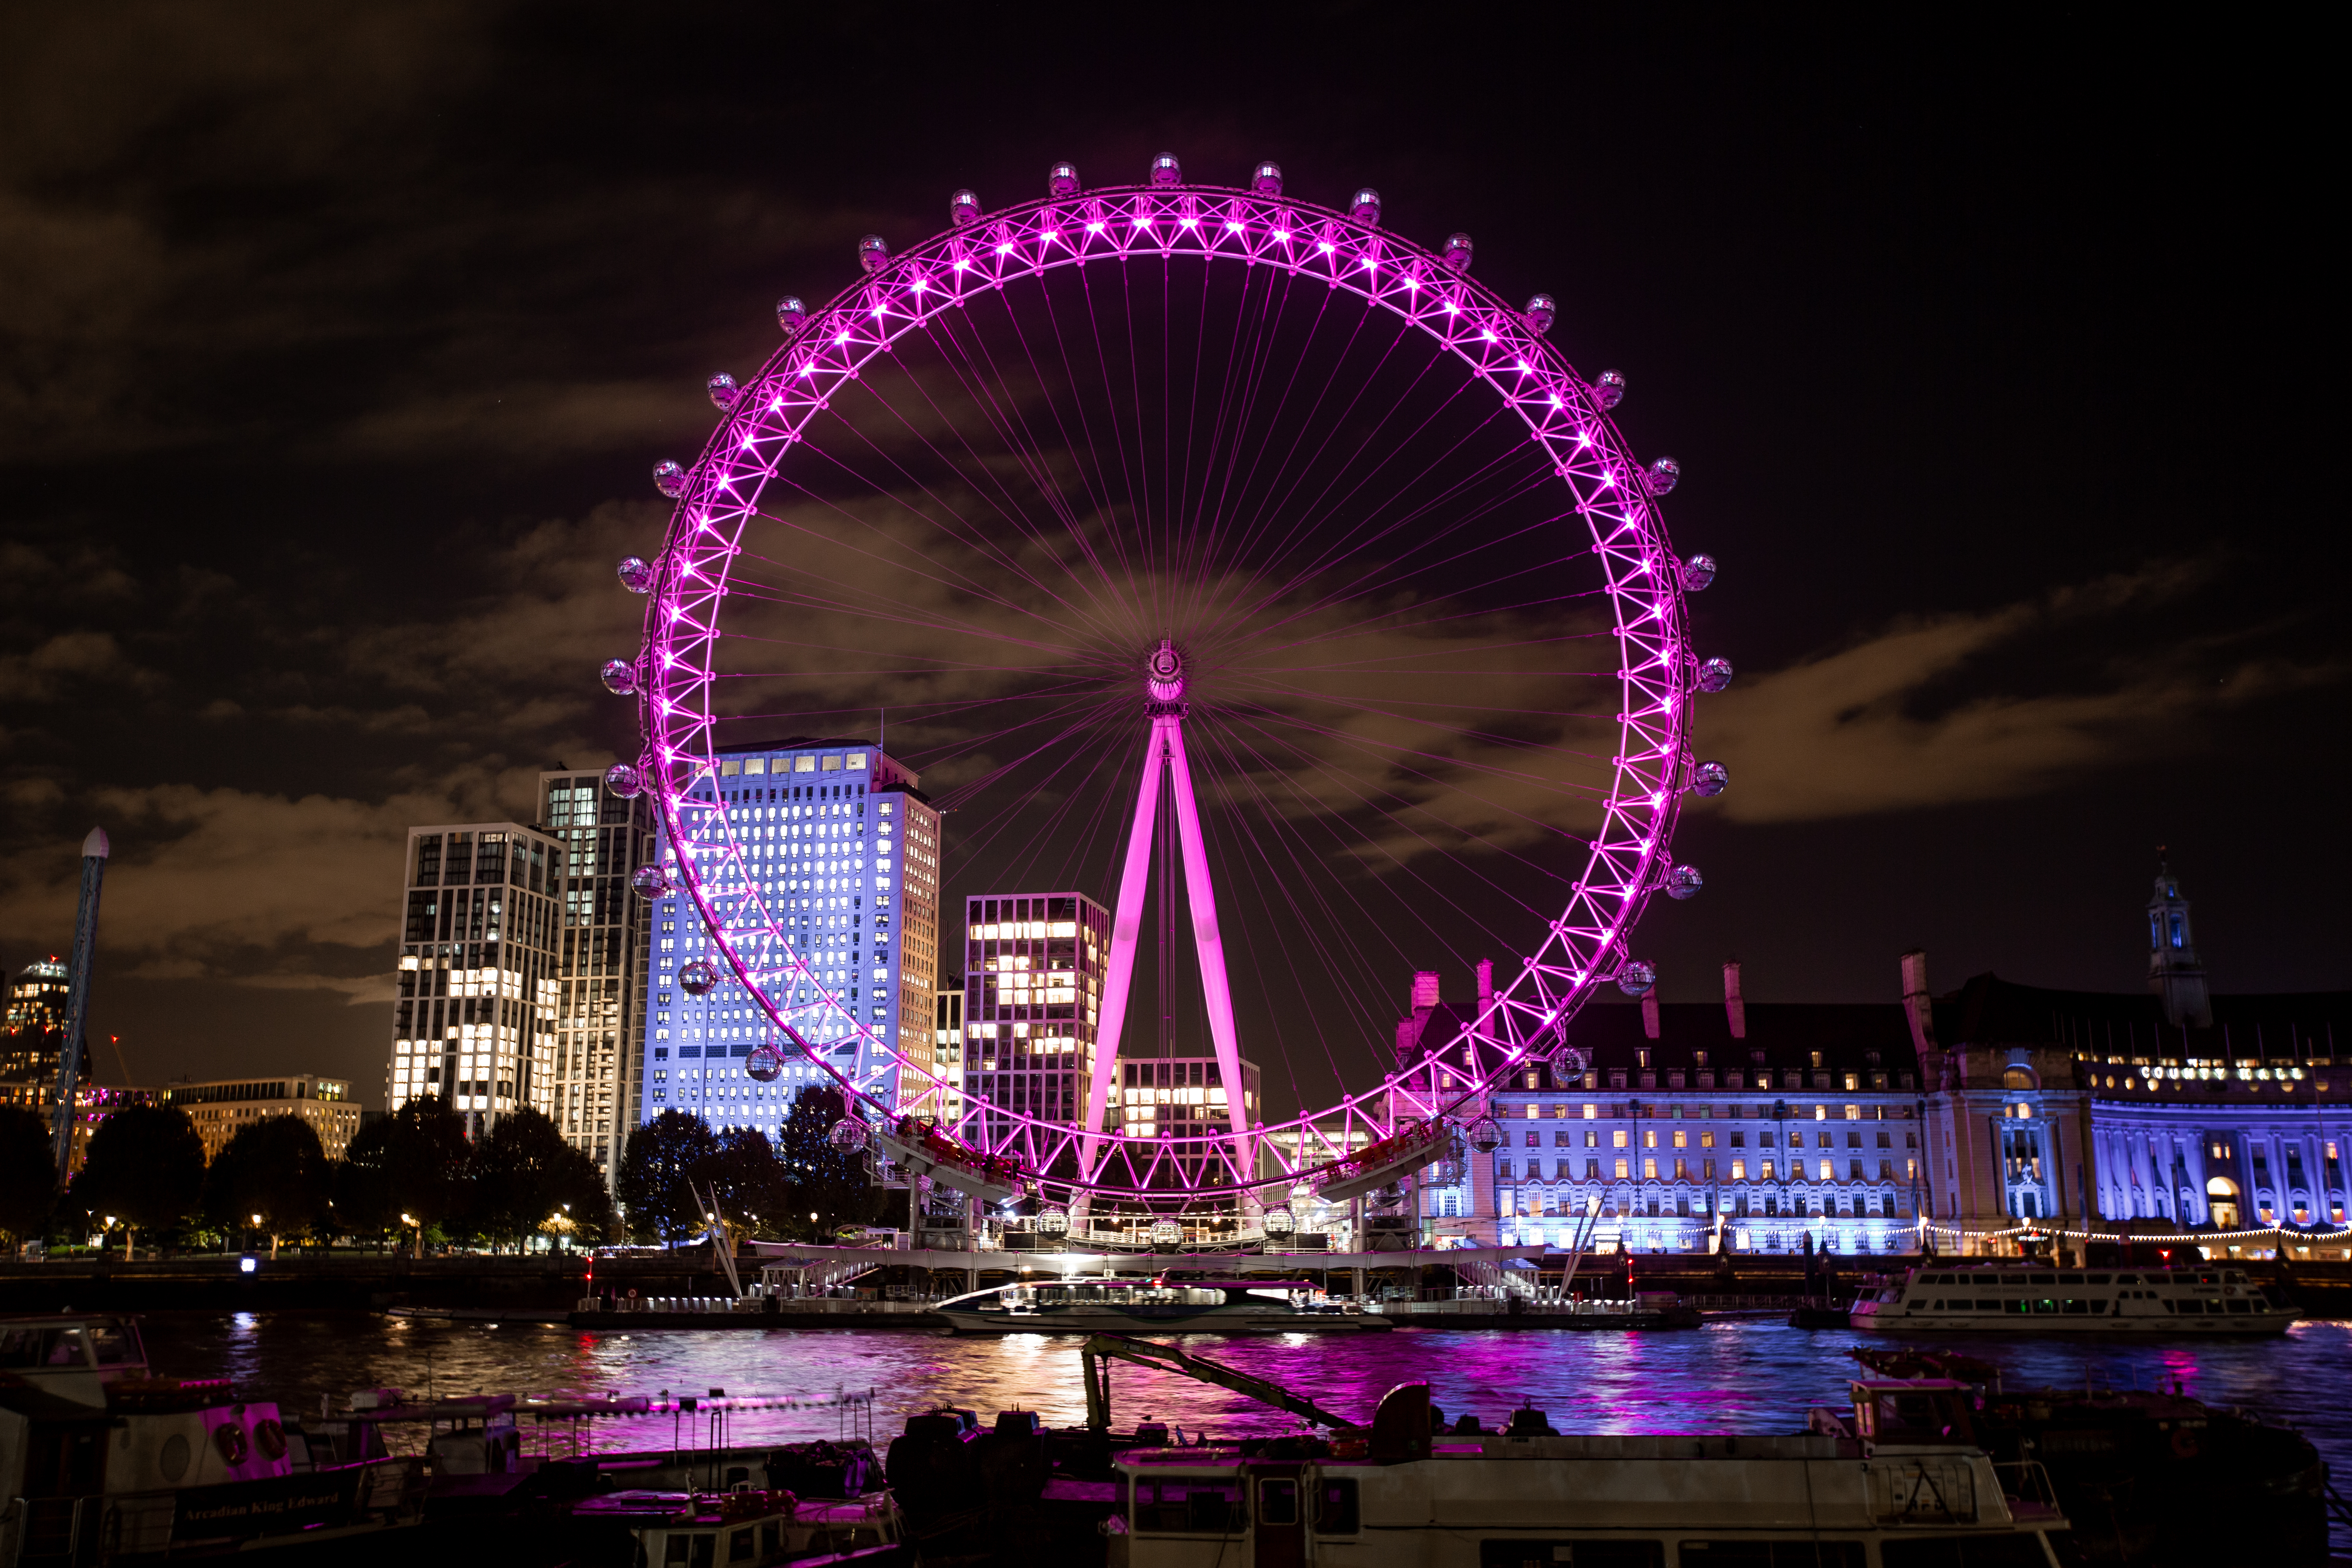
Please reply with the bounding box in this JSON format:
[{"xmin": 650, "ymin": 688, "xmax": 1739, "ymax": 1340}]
[
  {"xmin": 935, "ymin": 1276, "xmax": 1393, "ymax": 1333},
  {"xmin": 1847, "ymin": 1348, "xmax": 2330, "ymax": 1564},
  {"xmin": 1085, "ymin": 1337, "xmax": 2069, "ymax": 1566},
  {"xmin": 1848, "ymin": 1261, "xmax": 2294, "ymax": 1334},
  {"xmin": 564, "ymin": 1487, "xmax": 907, "ymax": 1566},
  {"xmin": 0, "ymin": 1312, "xmax": 424, "ymax": 1562}
]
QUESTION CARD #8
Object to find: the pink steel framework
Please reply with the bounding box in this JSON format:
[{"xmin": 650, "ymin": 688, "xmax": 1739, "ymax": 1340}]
[
  {"xmin": 1079, "ymin": 640, "xmax": 1252, "ymax": 1187},
  {"xmin": 623, "ymin": 168, "xmax": 1702, "ymax": 1213}
]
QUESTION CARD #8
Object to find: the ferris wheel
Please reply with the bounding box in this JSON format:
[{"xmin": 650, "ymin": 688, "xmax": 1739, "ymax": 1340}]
[{"xmin": 606, "ymin": 154, "xmax": 1729, "ymax": 1223}]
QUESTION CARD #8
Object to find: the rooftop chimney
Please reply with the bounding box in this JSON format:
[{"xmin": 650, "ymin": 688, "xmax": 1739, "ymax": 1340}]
[
  {"xmin": 1641, "ymin": 989, "xmax": 1660, "ymax": 1039},
  {"xmin": 1722, "ymin": 960, "xmax": 1746, "ymax": 1039},
  {"xmin": 1900, "ymin": 948, "xmax": 1938, "ymax": 1059},
  {"xmin": 1475, "ymin": 958, "xmax": 1494, "ymax": 1009},
  {"xmin": 1411, "ymin": 970, "xmax": 1441, "ymax": 1011}
]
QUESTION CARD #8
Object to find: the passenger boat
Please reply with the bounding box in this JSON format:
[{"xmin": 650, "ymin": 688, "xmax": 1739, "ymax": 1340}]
[
  {"xmin": 565, "ymin": 1487, "xmax": 907, "ymax": 1566},
  {"xmin": 0, "ymin": 1313, "xmax": 423, "ymax": 1562},
  {"xmin": 1108, "ymin": 1377, "xmax": 2067, "ymax": 1567},
  {"xmin": 1848, "ymin": 1262, "xmax": 2293, "ymax": 1334},
  {"xmin": 935, "ymin": 1277, "xmax": 1392, "ymax": 1334}
]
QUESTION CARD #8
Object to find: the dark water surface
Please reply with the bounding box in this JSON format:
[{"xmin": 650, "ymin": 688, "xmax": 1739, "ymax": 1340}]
[{"xmin": 142, "ymin": 1314, "xmax": 2352, "ymax": 1544}]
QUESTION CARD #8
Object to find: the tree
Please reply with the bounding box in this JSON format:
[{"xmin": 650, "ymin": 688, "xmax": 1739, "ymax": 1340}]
[
  {"xmin": 73, "ymin": 1103, "xmax": 206, "ymax": 1259},
  {"xmin": 339, "ymin": 1095, "xmax": 472, "ymax": 1254},
  {"xmin": 617, "ymin": 1111, "xmax": 720, "ymax": 1244},
  {"xmin": 466, "ymin": 1107, "xmax": 608, "ymax": 1249},
  {"xmin": 708, "ymin": 1127, "xmax": 792, "ymax": 1239},
  {"xmin": 0, "ymin": 1105, "xmax": 58, "ymax": 1247},
  {"xmin": 773, "ymin": 1086, "xmax": 871, "ymax": 1239},
  {"xmin": 202, "ymin": 1115, "xmax": 329, "ymax": 1255}
]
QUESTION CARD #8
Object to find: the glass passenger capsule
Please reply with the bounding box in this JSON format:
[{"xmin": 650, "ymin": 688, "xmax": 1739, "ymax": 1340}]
[
  {"xmin": 1149, "ymin": 152, "xmax": 1182, "ymax": 186},
  {"xmin": 1251, "ymin": 161, "xmax": 1283, "ymax": 195},
  {"xmin": 1525, "ymin": 293, "xmax": 1557, "ymax": 334},
  {"xmin": 653, "ymin": 460, "xmax": 688, "ymax": 499},
  {"xmin": 1646, "ymin": 456, "xmax": 1681, "ymax": 495},
  {"xmin": 1048, "ymin": 161, "xmax": 1080, "ymax": 197},
  {"xmin": 1261, "ymin": 1206, "xmax": 1296, "ymax": 1234},
  {"xmin": 1615, "ymin": 960, "xmax": 1658, "ymax": 998},
  {"xmin": 949, "ymin": 188, "xmax": 980, "ymax": 227},
  {"xmin": 775, "ymin": 295, "xmax": 807, "ymax": 339},
  {"xmin": 1696, "ymin": 656, "xmax": 1734, "ymax": 693},
  {"xmin": 1690, "ymin": 759, "xmax": 1730, "ymax": 798},
  {"xmin": 828, "ymin": 1118, "xmax": 869, "ymax": 1152},
  {"xmin": 1591, "ymin": 369, "xmax": 1626, "ymax": 410},
  {"xmin": 1441, "ymin": 233, "xmax": 1474, "ymax": 272},
  {"xmin": 678, "ymin": 958, "xmax": 719, "ymax": 996},
  {"xmin": 1680, "ymin": 553, "xmax": 1718, "ymax": 592},
  {"xmin": 1039, "ymin": 1207, "xmax": 1070, "ymax": 1234},
  {"xmin": 746, "ymin": 1046, "xmax": 783, "ymax": 1083},
  {"xmin": 631, "ymin": 864, "xmax": 674, "ymax": 898},
  {"xmin": 616, "ymin": 556, "xmax": 655, "ymax": 594},
  {"xmin": 1350, "ymin": 187, "xmax": 1381, "ymax": 223},
  {"xmin": 706, "ymin": 372, "xmax": 739, "ymax": 410},
  {"xmin": 600, "ymin": 658, "xmax": 638, "ymax": 696},
  {"xmin": 1667, "ymin": 864, "xmax": 1705, "ymax": 901},
  {"xmin": 1549, "ymin": 1042, "xmax": 1589, "ymax": 1078},
  {"xmin": 857, "ymin": 234, "xmax": 890, "ymax": 275},
  {"xmin": 1149, "ymin": 1219, "xmax": 1183, "ymax": 1246},
  {"xmin": 605, "ymin": 762, "xmax": 643, "ymax": 798},
  {"xmin": 1465, "ymin": 1117, "xmax": 1504, "ymax": 1154}
]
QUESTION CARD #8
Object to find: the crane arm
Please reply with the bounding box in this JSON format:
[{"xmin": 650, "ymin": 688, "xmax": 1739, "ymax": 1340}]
[{"xmin": 1080, "ymin": 1333, "xmax": 1359, "ymax": 1434}]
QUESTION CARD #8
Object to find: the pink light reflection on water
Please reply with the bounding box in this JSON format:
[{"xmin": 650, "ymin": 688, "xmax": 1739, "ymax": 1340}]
[{"xmin": 145, "ymin": 1313, "xmax": 2352, "ymax": 1487}]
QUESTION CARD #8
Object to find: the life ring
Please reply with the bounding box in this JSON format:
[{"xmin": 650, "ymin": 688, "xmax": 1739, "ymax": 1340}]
[
  {"xmin": 2170, "ymin": 1427, "xmax": 2200, "ymax": 1460},
  {"xmin": 254, "ymin": 1418, "xmax": 287, "ymax": 1460},
  {"xmin": 215, "ymin": 1423, "xmax": 250, "ymax": 1465}
]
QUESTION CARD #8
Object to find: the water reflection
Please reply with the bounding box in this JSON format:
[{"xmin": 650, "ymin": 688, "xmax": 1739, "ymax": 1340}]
[{"xmin": 140, "ymin": 1313, "xmax": 2352, "ymax": 1544}]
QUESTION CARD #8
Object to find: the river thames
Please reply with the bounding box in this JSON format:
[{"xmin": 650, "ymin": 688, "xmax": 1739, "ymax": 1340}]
[{"xmin": 147, "ymin": 1311, "xmax": 2351, "ymax": 1522}]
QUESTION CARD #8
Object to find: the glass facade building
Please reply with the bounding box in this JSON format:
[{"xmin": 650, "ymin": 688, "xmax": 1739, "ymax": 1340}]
[
  {"xmin": 388, "ymin": 822, "xmax": 566, "ymax": 1136},
  {"xmin": 537, "ymin": 770, "xmax": 657, "ymax": 1174},
  {"xmin": 962, "ymin": 892, "xmax": 1109, "ymax": 1148},
  {"xmin": 644, "ymin": 739, "xmax": 942, "ymax": 1133}
]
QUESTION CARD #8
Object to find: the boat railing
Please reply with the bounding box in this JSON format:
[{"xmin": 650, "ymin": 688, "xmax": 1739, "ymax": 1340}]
[{"xmin": 1991, "ymin": 1458, "xmax": 2063, "ymax": 1518}]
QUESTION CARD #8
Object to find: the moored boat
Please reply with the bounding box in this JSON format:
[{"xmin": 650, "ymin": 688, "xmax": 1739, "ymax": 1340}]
[
  {"xmin": 0, "ymin": 1313, "xmax": 424, "ymax": 1562},
  {"xmin": 936, "ymin": 1277, "xmax": 1392, "ymax": 1333},
  {"xmin": 1848, "ymin": 1261, "xmax": 2293, "ymax": 1334}
]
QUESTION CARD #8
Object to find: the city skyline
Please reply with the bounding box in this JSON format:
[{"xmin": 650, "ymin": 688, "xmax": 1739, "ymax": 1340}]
[{"xmin": 1, "ymin": 13, "xmax": 2340, "ymax": 1105}]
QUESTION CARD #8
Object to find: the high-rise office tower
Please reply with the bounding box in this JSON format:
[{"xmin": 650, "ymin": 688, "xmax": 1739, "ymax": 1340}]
[
  {"xmin": 643, "ymin": 738, "xmax": 942, "ymax": 1132},
  {"xmin": 388, "ymin": 823, "xmax": 566, "ymax": 1134},
  {"xmin": 920, "ymin": 977, "xmax": 965, "ymax": 1122},
  {"xmin": 961, "ymin": 892, "xmax": 1111, "ymax": 1147},
  {"xmin": 537, "ymin": 769, "xmax": 658, "ymax": 1175},
  {"xmin": 0, "ymin": 958, "xmax": 69, "ymax": 1084}
]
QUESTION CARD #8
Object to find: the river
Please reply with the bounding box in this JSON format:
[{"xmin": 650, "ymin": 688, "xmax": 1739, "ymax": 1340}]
[{"xmin": 140, "ymin": 1313, "xmax": 2351, "ymax": 1547}]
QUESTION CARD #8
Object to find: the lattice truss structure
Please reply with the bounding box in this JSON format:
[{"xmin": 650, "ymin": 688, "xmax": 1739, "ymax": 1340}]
[{"xmin": 614, "ymin": 162, "xmax": 1718, "ymax": 1214}]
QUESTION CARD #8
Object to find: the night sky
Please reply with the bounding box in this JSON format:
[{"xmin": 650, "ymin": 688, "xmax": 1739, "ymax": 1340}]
[{"xmin": 3, "ymin": 6, "xmax": 2342, "ymax": 1110}]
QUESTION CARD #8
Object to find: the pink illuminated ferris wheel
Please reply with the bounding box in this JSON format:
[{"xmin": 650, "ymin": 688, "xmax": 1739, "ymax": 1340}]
[{"xmin": 608, "ymin": 155, "xmax": 1730, "ymax": 1220}]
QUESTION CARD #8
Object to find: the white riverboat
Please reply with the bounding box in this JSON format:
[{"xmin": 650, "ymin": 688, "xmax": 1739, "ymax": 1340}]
[
  {"xmin": 1109, "ymin": 1379, "xmax": 2066, "ymax": 1568},
  {"xmin": 0, "ymin": 1313, "xmax": 423, "ymax": 1562},
  {"xmin": 1848, "ymin": 1262, "xmax": 2292, "ymax": 1335},
  {"xmin": 937, "ymin": 1277, "xmax": 1392, "ymax": 1334}
]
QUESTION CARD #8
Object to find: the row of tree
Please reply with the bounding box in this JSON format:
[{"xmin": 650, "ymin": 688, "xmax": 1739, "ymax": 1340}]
[{"xmin": 0, "ymin": 1085, "xmax": 889, "ymax": 1253}]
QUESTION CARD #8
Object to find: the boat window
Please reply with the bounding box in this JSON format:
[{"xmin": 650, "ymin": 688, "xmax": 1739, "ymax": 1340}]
[
  {"xmin": 1975, "ymin": 1300, "xmax": 2000, "ymax": 1311},
  {"xmin": 662, "ymin": 1530, "xmax": 716, "ymax": 1566},
  {"xmin": 1881, "ymin": 1535, "xmax": 2054, "ymax": 1566},
  {"xmin": 1478, "ymin": 1542, "xmax": 1663, "ymax": 1566},
  {"xmin": 2026, "ymin": 1273, "xmax": 2057, "ymax": 1285},
  {"xmin": 1315, "ymin": 1477, "xmax": 1359, "ymax": 1534},
  {"xmin": 2084, "ymin": 1274, "xmax": 2112, "ymax": 1285},
  {"xmin": 1260, "ymin": 1477, "xmax": 1298, "ymax": 1525},
  {"xmin": 1678, "ymin": 1542, "xmax": 1864, "ymax": 1566},
  {"xmin": 2174, "ymin": 1299, "xmax": 2200, "ymax": 1314},
  {"xmin": 1133, "ymin": 1477, "xmax": 1246, "ymax": 1533},
  {"xmin": 2224, "ymin": 1299, "xmax": 2251, "ymax": 1314},
  {"xmin": 728, "ymin": 1525, "xmax": 755, "ymax": 1561},
  {"xmin": 86, "ymin": 1321, "xmax": 138, "ymax": 1365},
  {"xmin": 2062, "ymin": 1299, "xmax": 2088, "ymax": 1314},
  {"xmin": 2113, "ymin": 1273, "xmax": 2139, "ymax": 1284},
  {"xmin": 0, "ymin": 1327, "xmax": 64, "ymax": 1368}
]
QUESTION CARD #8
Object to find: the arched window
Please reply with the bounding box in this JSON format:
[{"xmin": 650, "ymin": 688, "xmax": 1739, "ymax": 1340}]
[{"xmin": 2002, "ymin": 1067, "xmax": 2037, "ymax": 1091}]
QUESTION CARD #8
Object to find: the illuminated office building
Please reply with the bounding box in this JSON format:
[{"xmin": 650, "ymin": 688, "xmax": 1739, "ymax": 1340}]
[
  {"xmin": 962, "ymin": 892, "xmax": 1109, "ymax": 1145},
  {"xmin": 538, "ymin": 769, "xmax": 658, "ymax": 1174}
]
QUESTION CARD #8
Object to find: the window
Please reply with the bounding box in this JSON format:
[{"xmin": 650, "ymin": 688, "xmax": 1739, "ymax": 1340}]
[
  {"xmin": 1315, "ymin": 1478, "xmax": 1359, "ymax": 1535},
  {"xmin": 1677, "ymin": 1543, "xmax": 1862, "ymax": 1567},
  {"xmin": 1132, "ymin": 1477, "xmax": 1246, "ymax": 1534},
  {"xmin": 1480, "ymin": 1542, "xmax": 1664, "ymax": 1567},
  {"xmin": 1615, "ymin": 1158, "xmax": 1630, "ymax": 1179}
]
